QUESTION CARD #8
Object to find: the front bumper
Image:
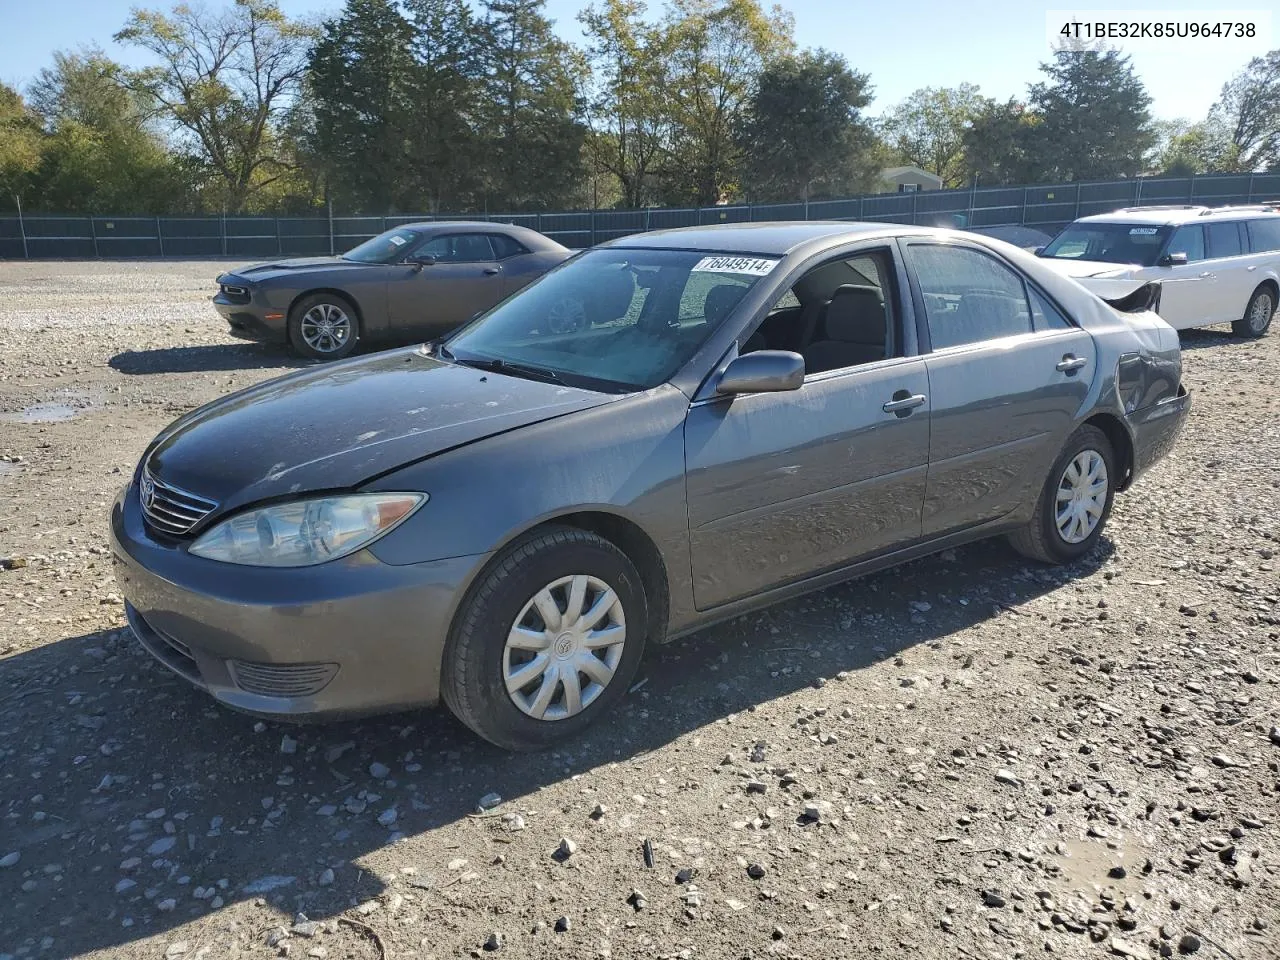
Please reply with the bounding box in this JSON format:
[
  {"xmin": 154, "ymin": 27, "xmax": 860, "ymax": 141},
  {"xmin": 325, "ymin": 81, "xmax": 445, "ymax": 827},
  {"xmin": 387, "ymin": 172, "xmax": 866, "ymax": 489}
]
[
  {"xmin": 212, "ymin": 293, "xmax": 290, "ymax": 343},
  {"xmin": 1128, "ymin": 384, "xmax": 1191, "ymax": 480},
  {"xmin": 110, "ymin": 481, "xmax": 490, "ymax": 719}
]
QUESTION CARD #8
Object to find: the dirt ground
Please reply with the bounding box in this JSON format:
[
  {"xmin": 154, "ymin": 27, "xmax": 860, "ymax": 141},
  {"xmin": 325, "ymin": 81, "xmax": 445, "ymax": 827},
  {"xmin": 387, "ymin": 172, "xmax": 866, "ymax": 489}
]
[{"xmin": 0, "ymin": 259, "xmax": 1277, "ymax": 960}]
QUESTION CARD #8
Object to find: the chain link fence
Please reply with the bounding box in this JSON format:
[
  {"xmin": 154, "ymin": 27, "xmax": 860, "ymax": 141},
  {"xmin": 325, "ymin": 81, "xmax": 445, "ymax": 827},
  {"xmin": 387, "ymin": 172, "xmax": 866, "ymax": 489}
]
[{"xmin": 3, "ymin": 172, "xmax": 1279, "ymax": 259}]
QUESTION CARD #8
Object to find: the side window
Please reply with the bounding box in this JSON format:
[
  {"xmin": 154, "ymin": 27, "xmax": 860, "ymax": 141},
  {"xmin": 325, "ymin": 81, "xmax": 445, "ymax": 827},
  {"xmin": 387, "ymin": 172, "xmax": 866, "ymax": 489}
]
[
  {"xmin": 1166, "ymin": 224, "xmax": 1205, "ymax": 262},
  {"xmin": 743, "ymin": 249, "xmax": 895, "ymax": 373},
  {"xmin": 1247, "ymin": 218, "xmax": 1280, "ymax": 252},
  {"xmin": 419, "ymin": 234, "xmax": 496, "ymax": 263},
  {"xmin": 1029, "ymin": 287, "xmax": 1074, "ymax": 331},
  {"xmin": 1206, "ymin": 221, "xmax": 1243, "ymax": 259},
  {"xmin": 907, "ymin": 244, "xmax": 1032, "ymax": 350},
  {"xmin": 487, "ymin": 233, "xmax": 530, "ymax": 260}
]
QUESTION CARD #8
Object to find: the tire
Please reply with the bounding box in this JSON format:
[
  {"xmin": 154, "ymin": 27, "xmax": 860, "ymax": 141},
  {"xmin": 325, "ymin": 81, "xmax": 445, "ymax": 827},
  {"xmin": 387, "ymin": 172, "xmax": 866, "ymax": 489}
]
[
  {"xmin": 1232, "ymin": 285, "xmax": 1275, "ymax": 339},
  {"xmin": 288, "ymin": 293, "xmax": 360, "ymax": 361},
  {"xmin": 1008, "ymin": 425, "xmax": 1117, "ymax": 565},
  {"xmin": 441, "ymin": 526, "xmax": 648, "ymax": 751}
]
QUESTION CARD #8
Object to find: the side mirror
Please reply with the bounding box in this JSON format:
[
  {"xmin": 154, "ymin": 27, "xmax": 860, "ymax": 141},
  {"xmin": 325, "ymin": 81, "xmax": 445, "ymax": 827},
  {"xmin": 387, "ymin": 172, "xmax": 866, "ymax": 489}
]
[
  {"xmin": 1032, "ymin": 246, "xmax": 1045, "ymax": 256},
  {"xmin": 716, "ymin": 350, "xmax": 805, "ymax": 396},
  {"xmin": 1159, "ymin": 251, "xmax": 1188, "ymax": 266},
  {"xmin": 407, "ymin": 254, "xmax": 438, "ymax": 269}
]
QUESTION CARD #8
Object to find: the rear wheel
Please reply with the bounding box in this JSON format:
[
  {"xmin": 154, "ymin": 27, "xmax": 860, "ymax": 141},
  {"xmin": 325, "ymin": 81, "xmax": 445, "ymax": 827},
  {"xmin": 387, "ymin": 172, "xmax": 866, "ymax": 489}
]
[
  {"xmin": 441, "ymin": 527, "xmax": 647, "ymax": 751},
  {"xmin": 288, "ymin": 293, "xmax": 360, "ymax": 360},
  {"xmin": 1232, "ymin": 285, "xmax": 1274, "ymax": 339},
  {"xmin": 1008, "ymin": 425, "xmax": 1116, "ymax": 565}
]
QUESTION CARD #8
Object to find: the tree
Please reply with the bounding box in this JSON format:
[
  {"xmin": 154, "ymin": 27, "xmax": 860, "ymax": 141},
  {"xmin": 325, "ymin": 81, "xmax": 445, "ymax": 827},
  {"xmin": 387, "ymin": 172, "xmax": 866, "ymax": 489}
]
[
  {"xmin": 739, "ymin": 49, "xmax": 875, "ymax": 202},
  {"xmin": 307, "ymin": 0, "xmax": 421, "ymax": 212},
  {"xmin": 405, "ymin": 0, "xmax": 484, "ymax": 211},
  {"xmin": 115, "ymin": 0, "xmax": 314, "ymax": 213},
  {"xmin": 26, "ymin": 49, "xmax": 189, "ymax": 213},
  {"xmin": 1207, "ymin": 50, "xmax": 1280, "ymax": 172},
  {"xmin": 879, "ymin": 84, "xmax": 985, "ymax": 188},
  {"xmin": 0, "ymin": 85, "xmax": 43, "ymax": 210},
  {"xmin": 661, "ymin": 0, "xmax": 794, "ymax": 205},
  {"xmin": 1027, "ymin": 48, "xmax": 1154, "ymax": 181},
  {"xmin": 961, "ymin": 98, "xmax": 1043, "ymax": 186},
  {"xmin": 478, "ymin": 0, "xmax": 586, "ymax": 210},
  {"xmin": 578, "ymin": 0, "xmax": 671, "ymax": 208}
]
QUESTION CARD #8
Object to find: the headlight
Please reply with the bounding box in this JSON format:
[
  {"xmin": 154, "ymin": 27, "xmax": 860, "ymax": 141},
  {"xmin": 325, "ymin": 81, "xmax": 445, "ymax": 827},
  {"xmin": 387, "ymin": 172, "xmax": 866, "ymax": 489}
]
[{"xmin": 188, "ymin": 493, "xmax": 425, "ymax": 567}]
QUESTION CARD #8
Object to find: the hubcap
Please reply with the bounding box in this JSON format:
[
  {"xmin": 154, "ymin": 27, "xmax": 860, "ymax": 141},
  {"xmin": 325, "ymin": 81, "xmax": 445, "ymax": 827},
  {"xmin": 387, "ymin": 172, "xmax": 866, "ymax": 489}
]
[
  {"xmin": 300, "ymin": 303, "xmax": 352, "ymax": 353},
  {"xmin": 503, "ymin": 574, "xmax": 626, "ymax": 721},
  {"xmin": 1055, "ymin": 449, "xmax": 1108, "ymax": 545},
  {"xmin": 1249, "ymin": 293, "xmax": 1273, "ymax": 332}
]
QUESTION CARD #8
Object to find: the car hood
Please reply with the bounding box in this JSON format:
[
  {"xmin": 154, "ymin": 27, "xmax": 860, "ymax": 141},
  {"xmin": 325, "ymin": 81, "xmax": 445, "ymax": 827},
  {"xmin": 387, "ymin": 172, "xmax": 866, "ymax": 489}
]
[
  {"xmin": 1037, "ymin": 257, "xmax": 1138, "ymax": 279},
  {"xmin": 144, "ymin": 348, "xmax": 619, "ymax": 520},
  {"xmin": 219, "ymin": 257, "xmax": 373, "ymax": 283}
]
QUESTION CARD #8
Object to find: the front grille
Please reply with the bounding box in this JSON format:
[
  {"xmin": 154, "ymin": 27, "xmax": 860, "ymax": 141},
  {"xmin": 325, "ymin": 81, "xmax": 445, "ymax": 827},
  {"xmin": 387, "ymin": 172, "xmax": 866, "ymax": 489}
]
[
  {"xmin": 229, "ymin": 661, "xmax": 339, "ymax": 698},
  {"xmin": 140, "ymin": 466, "xmax": 218, "ymax": 537}
]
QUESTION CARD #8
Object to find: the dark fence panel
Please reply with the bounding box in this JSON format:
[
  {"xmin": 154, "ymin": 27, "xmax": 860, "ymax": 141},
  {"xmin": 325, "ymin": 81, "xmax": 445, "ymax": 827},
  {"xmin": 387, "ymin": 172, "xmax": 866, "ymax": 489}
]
[{"xmin": 3, "ymin": 173, "xmax": 1279, "ymax": 259}]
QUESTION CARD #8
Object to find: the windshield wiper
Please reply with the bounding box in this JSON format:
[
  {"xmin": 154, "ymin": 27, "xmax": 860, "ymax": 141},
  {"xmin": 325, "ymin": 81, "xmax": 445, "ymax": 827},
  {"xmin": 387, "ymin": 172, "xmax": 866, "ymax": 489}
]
[{"xmin": 451, "ymin": 354, "xmax": 565, "ymax": 385}]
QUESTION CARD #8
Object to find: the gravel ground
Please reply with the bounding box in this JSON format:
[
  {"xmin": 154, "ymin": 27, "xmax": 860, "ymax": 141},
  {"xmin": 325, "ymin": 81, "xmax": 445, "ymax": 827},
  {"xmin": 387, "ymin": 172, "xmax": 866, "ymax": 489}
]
[{"xmin": 0, "ymin": 259, "xmax": 1277, "ymax": 960}]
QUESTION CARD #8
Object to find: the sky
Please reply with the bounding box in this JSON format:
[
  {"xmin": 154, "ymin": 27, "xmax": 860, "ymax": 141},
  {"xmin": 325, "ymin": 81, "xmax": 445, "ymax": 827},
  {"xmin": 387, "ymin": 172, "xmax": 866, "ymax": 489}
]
[{"xmin": 1, "ymin": 0, "xmax": 1273, "ymax": 123}]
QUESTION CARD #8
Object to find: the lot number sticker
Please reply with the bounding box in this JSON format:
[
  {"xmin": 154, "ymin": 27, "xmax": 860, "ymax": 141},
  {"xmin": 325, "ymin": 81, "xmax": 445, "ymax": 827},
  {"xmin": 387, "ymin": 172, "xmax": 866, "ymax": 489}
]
[
  {"xmin": 691, "ymin": 256, "xmax": 779, "ymax": 276},
  {"xmin": 1128, "ymin": 227, "xmax": 1160, "ymax": 235}
]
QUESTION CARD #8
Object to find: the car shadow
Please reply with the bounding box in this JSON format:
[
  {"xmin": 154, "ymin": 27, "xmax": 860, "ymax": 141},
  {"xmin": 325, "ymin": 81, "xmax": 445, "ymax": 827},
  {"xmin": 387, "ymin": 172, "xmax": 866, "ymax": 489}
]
[
  {"xmin": 109, "ymin": 343, "xmax": 308, "ymax": 375},
  {"xmin": 0, "ymin": 536, "xmax": 1114, "ymax": 958},
  {"xmin": 1175, "ymin": 327, "xmax": 1248, "ymax": 351}
]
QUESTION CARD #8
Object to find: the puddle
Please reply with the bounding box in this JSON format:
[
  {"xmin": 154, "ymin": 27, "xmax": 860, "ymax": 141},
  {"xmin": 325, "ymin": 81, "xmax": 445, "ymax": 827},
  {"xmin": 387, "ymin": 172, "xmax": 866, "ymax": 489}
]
[{"xmin": 0, "ymin": 401, "xmax": 86, "ymax": 424}]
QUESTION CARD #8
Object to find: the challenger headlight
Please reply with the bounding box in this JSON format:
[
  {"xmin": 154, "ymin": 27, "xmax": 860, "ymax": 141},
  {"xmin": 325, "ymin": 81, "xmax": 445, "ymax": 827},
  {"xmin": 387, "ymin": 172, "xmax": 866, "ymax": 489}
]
[{"xmin": 188, "ymin": 493, "xmax": 425, "ymax": 567}]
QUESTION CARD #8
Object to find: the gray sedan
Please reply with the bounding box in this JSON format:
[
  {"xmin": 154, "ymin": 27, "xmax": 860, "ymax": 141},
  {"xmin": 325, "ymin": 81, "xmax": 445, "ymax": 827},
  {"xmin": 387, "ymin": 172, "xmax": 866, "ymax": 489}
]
[
  {"xmin": 113, "ymin": 222, "xmax": 1191, "ymax": 750},
  {"xmin": 212, "ymin": 221, "xmax": 571, "ymax": 360}
]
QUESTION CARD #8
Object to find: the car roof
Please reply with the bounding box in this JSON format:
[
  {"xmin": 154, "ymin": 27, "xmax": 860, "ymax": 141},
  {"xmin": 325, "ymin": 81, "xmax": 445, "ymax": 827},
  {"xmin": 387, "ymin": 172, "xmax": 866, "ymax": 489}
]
[
  {"xmin": 1075, "ymin": 206, "xmax": 1280, "ymax": 226},
  {"xmin": 396, "ymin": 220, "xmax": 568, "ymax": 251},
  {"xmin": 602, "ymin": 221, "xmax": 894, "ymax": 256}
]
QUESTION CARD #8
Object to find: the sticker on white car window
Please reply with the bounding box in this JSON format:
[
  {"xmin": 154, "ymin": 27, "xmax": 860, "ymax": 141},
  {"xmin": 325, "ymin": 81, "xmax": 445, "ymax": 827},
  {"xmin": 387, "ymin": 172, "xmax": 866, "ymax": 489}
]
[
  {"xmin": 388, "ymin": 235, "xmax": 407, "ymax": 246},
  {"xmin": 1128, "ymin": 227, "xmax": 1159, "ymax": 235},
  {"xmin": 691, "ymin": 256, "xmax": 778, "ymax": 276}
]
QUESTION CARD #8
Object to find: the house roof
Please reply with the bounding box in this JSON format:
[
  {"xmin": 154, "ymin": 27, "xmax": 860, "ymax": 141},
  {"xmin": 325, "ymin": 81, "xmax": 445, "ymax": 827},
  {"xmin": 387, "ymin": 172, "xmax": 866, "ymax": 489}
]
[{"xmin": 880, "ymin": 165, "xmax": 944, "ymax": 185}]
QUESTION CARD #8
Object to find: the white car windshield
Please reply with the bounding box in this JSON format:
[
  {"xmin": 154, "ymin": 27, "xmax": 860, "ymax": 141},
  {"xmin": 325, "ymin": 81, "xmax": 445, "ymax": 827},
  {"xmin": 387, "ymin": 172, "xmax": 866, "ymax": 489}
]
[
  {"xmin": 442, "ymin": 248, "xmax": 779, "ymax": 392},
  {"xmin": 1039, "ymin": 223, "xmax": 1173, "ymax": 266}
]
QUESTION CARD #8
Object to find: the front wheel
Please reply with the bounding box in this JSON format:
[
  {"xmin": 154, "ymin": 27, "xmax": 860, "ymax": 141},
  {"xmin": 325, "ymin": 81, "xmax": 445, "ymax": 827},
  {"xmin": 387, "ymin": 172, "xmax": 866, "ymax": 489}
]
[
  {"xmin": 1232, "ymin": 285, "xmax": 1274, "ymax": 339},
  {"xmin": 441, "ymin": 527, "xmax": 648, "ymax": 751},
  {"xmin": 1008, "ymin": 425, "xmax": 1116, "ymax": 564},
  {"xmin": 288, "ymin": 293, "xmax": 360, "ymax": 361}
]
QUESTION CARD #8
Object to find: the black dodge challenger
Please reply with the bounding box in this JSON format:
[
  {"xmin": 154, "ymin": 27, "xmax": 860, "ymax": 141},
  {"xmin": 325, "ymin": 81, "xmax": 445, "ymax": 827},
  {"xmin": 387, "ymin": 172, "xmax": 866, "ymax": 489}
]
[{"xmin": 212, "ymin": 221, "xmax": 573, "ymax": 360}]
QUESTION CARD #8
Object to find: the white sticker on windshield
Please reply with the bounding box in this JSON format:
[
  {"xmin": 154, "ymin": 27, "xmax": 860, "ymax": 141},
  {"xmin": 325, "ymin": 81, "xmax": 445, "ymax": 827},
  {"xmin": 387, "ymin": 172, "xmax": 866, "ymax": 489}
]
[
  {"xmin": 388, "ymin": 235, "xmax": 407, "ymax": 246},
  {"xmin": 691, "ymin": 255, "xmax": 779, "ymax": 276},
  {"xmin": 1128, "ymin": 227, "xmax": 1159, "ymax": 235}
]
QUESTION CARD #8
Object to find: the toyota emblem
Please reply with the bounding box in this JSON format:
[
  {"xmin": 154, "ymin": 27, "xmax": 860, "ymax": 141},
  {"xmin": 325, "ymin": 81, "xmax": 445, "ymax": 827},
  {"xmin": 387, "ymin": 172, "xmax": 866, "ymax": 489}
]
[{"xmin": 141, "ymin": 476, "xmax": 156, "ymax": 510}]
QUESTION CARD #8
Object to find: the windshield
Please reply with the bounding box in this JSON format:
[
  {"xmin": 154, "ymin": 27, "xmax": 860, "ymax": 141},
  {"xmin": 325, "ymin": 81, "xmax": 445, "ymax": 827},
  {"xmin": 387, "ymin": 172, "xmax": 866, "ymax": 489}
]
[
  {"xmin": 1039, "ymin": 223, "xmax": 1172, "ymax": 266},
  {"xmin": 342, "ymin": 227, "xmax": 422, "ymax": 264},
  {"xmin": 444, "ymin": 248, "xmax": 779, "ymax": 392}
]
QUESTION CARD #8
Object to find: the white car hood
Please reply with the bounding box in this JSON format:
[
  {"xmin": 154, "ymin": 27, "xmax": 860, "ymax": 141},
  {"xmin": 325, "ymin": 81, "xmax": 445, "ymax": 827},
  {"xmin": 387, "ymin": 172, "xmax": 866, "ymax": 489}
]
[{"xmin": 1037, "ymin": 257, "xmax": 1151, "ymax": 299}]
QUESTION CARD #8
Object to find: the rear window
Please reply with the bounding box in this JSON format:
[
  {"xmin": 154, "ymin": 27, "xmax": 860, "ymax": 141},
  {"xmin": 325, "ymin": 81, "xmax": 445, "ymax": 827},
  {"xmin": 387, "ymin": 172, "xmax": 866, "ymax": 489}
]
[
  {"xmin": 1247, "ymin": 218, "xmax": 1280, "ymax": 252},
  {"xmin": 1039, "ymin": 222, "xmax": 1171, "ymax": 266}
]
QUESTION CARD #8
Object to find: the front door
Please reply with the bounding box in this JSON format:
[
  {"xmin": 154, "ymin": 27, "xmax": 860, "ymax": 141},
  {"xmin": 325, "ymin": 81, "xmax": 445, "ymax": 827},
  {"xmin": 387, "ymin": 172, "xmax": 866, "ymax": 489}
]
[
  {"xmin": 387, "ymin": 233, "xmax": 506, "ymax": 335},
  {"xmin": 684, "ymin": 245, "xmax": 929, "ymax": 610},
  {"xmin": 1155, "ymin": 223, "xmax": 1220, "ymax": 329},
  {"xmin": 901, "ymin": 240, "xmax": 1098, "ymax": 537}
]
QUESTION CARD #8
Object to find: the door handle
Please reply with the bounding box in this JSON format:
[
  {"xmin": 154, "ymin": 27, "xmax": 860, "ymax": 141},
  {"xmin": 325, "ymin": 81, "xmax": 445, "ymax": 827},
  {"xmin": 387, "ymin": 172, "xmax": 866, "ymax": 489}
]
[
  {"xmin": 882, "ymin": 393, "xmax": 927, "ymax": 414},
  {"xmin": 1248, "ymin": 265, "xmax": 1258, "ymax": 271},
  {"xmin": 1198, "ymin": 271, "xmax": 1214, "ymax": 278},
  {"xmin": 1056, "ymin": 354, "xmax": 1088, "ymax": 372},
  {"xmin": 483, "ymin": 267, "xmax": 500, "ymax": 275}
]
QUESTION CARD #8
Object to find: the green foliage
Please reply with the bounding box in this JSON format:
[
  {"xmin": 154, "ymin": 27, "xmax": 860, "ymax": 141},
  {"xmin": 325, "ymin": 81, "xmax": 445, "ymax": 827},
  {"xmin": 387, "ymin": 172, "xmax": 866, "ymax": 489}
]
[
  {"xmin": 0, "ymin": 85, "xmax": 43, "ymax": 205},
  {"xmin": 961, "ymin": 98, "xmax": 1043, "ymax": 186},
  {"xmin": 880, "ymin": 84, "xmax": 986, "ymax": 188},
  {"xmin": 477, "ymin": 0, "xmax": 587, "ymax": 210},
  {"xmin": 115, "ymin": 0, "xmax": 315, "ymax": 213},
  {"xmin": 740, "ymin": 49, "xmax": 875, "ymax": 202},
  {"xmin": 1207, "ymin": 50, "xmax": 1280, "ymax": 172},
  {"xmin": 1027, "ymin": 48, "xmax": 1154, "ymax": 181}
]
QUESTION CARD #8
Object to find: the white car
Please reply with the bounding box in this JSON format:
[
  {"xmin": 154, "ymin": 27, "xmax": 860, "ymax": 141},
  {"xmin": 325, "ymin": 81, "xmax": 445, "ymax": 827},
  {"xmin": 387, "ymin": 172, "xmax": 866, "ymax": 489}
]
[{"xmin": 1035, "ymin": 204, "xmax": 1280, "ymax": 338}]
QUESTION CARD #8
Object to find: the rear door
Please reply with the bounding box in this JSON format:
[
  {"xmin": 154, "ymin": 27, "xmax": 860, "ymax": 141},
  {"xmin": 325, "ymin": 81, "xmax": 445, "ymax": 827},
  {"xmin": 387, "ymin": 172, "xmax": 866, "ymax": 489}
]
[
  {"xmin": 901, "ymin": 240, "xmax": 1097, "ymax": 537},
  {"xmin": 1204, "ymin": 220, "xmax": 1254, "ymax": 323},
  {"xmin": 1156, "ymin": 223, "xmax": 1219, "ymax": 329},
  {"xmin": 386, "ymin": 233, "xmax": 505, "ymax": 335}
]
